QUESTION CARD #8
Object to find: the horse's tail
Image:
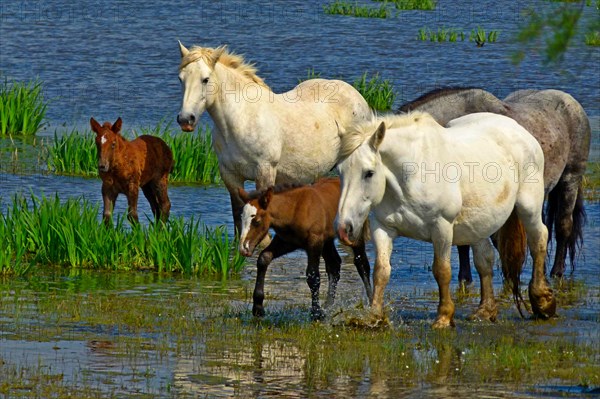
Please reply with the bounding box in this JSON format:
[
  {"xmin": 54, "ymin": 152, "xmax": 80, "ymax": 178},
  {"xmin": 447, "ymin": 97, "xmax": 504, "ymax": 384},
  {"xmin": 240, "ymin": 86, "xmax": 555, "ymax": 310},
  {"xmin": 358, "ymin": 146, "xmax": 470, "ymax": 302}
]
[
  {"xmin": 497, "ymin": 208, "xmax": 528, "ymax": 317},
  {"xmin": 545, "ymin": 184, "xmax": 586, "ymax": 273}
]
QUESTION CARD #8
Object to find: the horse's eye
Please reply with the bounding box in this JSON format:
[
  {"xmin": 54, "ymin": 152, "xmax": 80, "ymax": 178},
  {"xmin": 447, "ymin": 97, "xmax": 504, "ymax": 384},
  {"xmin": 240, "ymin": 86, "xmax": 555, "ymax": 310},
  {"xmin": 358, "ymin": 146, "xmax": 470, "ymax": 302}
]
[
  {"xmin": 365, "ymin": 170, "xmax": 374, "ymax": 179},
  {"xmin": 202, "ymin": 77, "xmax": 209, "ymax": 84},
  {"xmin": 252, "ymin": 217, "xmax": 260, "ymax": 226}
]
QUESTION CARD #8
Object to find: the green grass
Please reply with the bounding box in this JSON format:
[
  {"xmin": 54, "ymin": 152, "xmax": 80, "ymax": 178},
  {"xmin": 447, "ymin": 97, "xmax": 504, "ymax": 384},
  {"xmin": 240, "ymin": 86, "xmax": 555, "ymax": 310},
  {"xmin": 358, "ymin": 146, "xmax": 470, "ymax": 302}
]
[
  {"xmin": 0, "ymin": 78, "xmax": 47, "ymax": 136},
  {"xmin": 0, "ymin": 194, "xmax": 245, "ymax": 276},
  {"xmin": 323, "ymin": 1, "xmax": 390, "ymax": 18},
  {"xmin": 352, "ymin": 72, "xmax": 397, "ymax": 111},
  {"xmin": 297, "ymin": 68, "xmax": 322, "ymax": 84},
  {"xmin": 373, "ymin": 0, "xmax": 436, "ymax": 10},
  {"xmin": 417, "ymin": 27, "xmax": 498, "ymax": 44},
  {"xmin": 47, "ymin": 120, "xmax": 222, "ymax": 184},
  {"xmin": 584, "ymin": 31, "xmax": 600, "ymax": 45}
]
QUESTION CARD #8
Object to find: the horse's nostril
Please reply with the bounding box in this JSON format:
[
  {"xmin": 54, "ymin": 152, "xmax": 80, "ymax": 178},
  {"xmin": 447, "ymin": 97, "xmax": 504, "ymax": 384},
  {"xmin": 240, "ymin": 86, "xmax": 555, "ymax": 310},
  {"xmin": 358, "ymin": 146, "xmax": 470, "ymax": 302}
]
[{"xmin": 189, "ymin": 114, "xmax": 196, "ymax": 123}]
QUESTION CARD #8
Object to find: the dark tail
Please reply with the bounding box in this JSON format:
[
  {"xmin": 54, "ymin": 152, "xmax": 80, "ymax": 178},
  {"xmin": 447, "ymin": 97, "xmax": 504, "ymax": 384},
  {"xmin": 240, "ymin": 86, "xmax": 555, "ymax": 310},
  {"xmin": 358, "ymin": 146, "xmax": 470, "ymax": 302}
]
[
  {"xmin": 496, "ymin": 208, "xmax": 528, "ymax": 317},
  {"xmin": 545, "ymin": 184, "xmax": 586, "ymax": 273}
]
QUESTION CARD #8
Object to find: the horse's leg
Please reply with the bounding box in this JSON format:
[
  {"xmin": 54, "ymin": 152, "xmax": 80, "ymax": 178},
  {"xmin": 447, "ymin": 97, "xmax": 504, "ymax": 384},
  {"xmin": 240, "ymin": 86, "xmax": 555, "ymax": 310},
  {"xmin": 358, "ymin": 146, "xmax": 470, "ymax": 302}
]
[
  {"xmin": 431, "ymin": 223, "xmax": 455, "ymax": 329},
  {"xmin": 253, "ymin": 236, "xmax": 297, "ymax": 317},
  {"xmin": 467, "ymin": 238, "xmax": 498, "ymax": 322},
  {"xmin": 549, "ymin": 175, "xmax": 584, "ymax": 278},
  {"xmin": 351, "ymin": 239, "xmax": 373, "ymax": 304},
  {"xmin": 306, "ymin": 243, "xmax": 325, "ymax": 321},
  {"xmin": 321, "ymin": 239, "xmax": 341, "ymax": 309},
  {"xmin": 254, "ymin": 163, "xmax": 277, "ymax": 248},
  {"xmin": 153, "ymin": 177, "xmax": 171, "ymax": 222},
  {"xmin": 371, "ymin": 227, "xmax": 394, "ymax": 320},
  {"xmin": 457, "ymin": 245, "xmax": 473, "ymax": 287},
  {"xmin": 516, "ymin": 203, "xmax": 556, "ymax": 319},
  {"xmin": 220, "ymin": 167, "xmax": 245, "ymax": 234},
  {"xmin": 141, "ymin": 184, "xmax": 159, "ymax": 219},
  {"xmin": 126, "ymin": 183, "xmax": 140, "ymax": 224},
  {"xmin": 101, "ymin": 183, "xmax": 118, "ymax": 226}
]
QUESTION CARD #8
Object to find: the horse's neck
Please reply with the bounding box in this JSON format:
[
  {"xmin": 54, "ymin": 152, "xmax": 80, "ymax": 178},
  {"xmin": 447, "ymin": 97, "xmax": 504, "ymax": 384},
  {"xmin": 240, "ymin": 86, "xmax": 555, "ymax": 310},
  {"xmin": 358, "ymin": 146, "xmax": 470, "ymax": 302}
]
[
  {"xmin": 415, "ymin": 90, "xmax": 507, "ymax": 125},
  {"xmin": 208, "ymin": 65, "xmax": 274, "ymax": 137},
  {"xmin": 266, "ymin": 195, "xmax": 295, "ymax": 230}
]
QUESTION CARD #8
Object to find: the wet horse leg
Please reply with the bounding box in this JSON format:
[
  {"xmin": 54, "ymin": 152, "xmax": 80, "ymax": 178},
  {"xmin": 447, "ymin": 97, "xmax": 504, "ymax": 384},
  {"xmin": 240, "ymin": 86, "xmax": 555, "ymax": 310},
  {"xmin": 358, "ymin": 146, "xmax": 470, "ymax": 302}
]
[
  {"xmin": 371, "ymin": 227, "xmax": 394, "ymax": 320},
  {"xmin": 101, "ymin": 182, "xmax": 118, "ymax": 226},
  {"xmin": 321, "ymin": 239, "xmax": 341, "ymax": 309},
  {"xmin": 305, "ymin": 240, "xmax": 326, "ymax": 320},
  {"xmin": 253, "ymin": 236, "xmax": 297, "ymax": 317},
  {"xmin": 220, "ymin": 166, "xmax": 246, "ymax": 235},
  {"xmin": 431, "ymin": 223, "xmax": 455, "ymax": 329},
  {"xmin": 154, "ymin": 176, "xmax": 171, "ymax": 222},
  {"xmin": 141, "ymin": 184, "xmax": 159, "ymax": 219},
  {"xmin": 125, "ymin": 182, "xmax": 140, "ymax": 224},
  {"xmin": 468, "ymin": 238, "xmax": 498, "ymax": 322},
  {"xmin": 254, "ymin": 163, "xmax": 277, "ymax": 248},
  {"xmin": 517, "ymin": 204, "xmax": 556, "ymax": 319}
]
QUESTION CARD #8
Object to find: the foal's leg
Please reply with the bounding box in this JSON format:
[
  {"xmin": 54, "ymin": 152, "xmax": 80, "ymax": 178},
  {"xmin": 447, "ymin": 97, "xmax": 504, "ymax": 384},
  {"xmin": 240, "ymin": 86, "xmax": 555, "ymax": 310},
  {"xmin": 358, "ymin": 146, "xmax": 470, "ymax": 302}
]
[
  {"xmin": 321, "ymin": 239, "xmax": 341, "ymax": 309},
  {"xmin": 431, "ymin": 223, "xmax": 455, "ymax": 329},
  {"xmin": 125, "ymin": 182, "xmax": 140, "ymax": 224},
  {"xmin": 101, "ymin": 183, "xmax": 118, "ymax": 226},
  {"xmin": 154, "ymin": 176, "xmax": 171, "ymax": 222},
  {"xmin": 351, "ymin": 240, "xmax": 373, "ymax": 304},
  {"xmin": 468, "ymin": 239, "xmax": 498, "ymax": 322},
  {"xmin": 516, "ymin": 204, "xmax": 556, "ymax": 319},
  {"xmin": 141, "ymin": 184, "xmax": 159, "ymax": 218},
  {"xmin": 457, "ymin": 245, "xmax": 473, "ymax": 287},
  {"xmin": 306, "ymin": 242, "xmax": 325, "ymax": 320},
  {"xmin": 253, "ymin": 236, "xmax": 297, "ymax": 317}
]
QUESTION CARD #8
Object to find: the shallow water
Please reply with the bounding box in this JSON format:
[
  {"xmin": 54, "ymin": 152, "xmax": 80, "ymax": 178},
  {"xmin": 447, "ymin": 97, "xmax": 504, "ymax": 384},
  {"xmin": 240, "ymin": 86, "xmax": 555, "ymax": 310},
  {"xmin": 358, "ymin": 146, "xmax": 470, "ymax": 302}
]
[{"xmin": 1, "ymin": 1, "xmax": 599, "ymax": 397}]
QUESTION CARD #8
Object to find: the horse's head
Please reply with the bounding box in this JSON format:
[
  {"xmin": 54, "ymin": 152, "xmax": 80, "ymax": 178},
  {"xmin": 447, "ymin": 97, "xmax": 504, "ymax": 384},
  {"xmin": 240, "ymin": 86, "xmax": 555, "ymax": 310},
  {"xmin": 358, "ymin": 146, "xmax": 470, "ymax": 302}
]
[
  {"xmin": 177, "ymin": 41, "xmax": 225, "ymax": 132},
  {"xmin": 237, "ymin": 187, "xmax": 273, "ymax": 257},
  {"xmin": 336, "ymin": 122, "xmax": 387, "ymax": 246},
  {"xmin": 90, "ymin": 117, "xmax": 123, "ymax": 173}
]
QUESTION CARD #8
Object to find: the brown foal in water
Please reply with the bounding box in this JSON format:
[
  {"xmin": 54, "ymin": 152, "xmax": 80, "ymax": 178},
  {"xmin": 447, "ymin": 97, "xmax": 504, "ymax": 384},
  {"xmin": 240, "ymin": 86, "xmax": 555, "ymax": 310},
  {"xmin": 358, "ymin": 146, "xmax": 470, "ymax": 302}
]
[
  {"xmin": 238, "ymin": 177, "xmax": 372, "ymax": 320},
  {"xmin": 90, "ymin": 117, "xmax": 174, "ymax": 225}
]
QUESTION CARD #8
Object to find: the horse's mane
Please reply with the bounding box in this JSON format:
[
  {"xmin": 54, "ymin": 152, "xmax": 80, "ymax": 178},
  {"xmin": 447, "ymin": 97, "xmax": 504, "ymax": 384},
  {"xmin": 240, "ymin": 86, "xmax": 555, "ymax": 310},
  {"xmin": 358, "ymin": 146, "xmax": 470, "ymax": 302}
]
[
  {"xmin": 339, "ymin": 112, "xmax": 438, "ymax": 159},
  {"xmin": 397, "ymin": 86, "xmax": 481, "ymax": 113},
  {"xmin": 179, "ymin": 45, "xmax": 269, "ymax": 89}
]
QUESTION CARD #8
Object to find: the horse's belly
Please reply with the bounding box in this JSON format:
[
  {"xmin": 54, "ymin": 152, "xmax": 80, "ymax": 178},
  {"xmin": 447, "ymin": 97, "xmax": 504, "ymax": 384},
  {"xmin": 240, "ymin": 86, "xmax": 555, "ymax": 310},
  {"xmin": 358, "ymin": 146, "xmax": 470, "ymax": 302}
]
[{"xmin": 452, "ymin": 206, "xmax": 512, "ymax": 245}]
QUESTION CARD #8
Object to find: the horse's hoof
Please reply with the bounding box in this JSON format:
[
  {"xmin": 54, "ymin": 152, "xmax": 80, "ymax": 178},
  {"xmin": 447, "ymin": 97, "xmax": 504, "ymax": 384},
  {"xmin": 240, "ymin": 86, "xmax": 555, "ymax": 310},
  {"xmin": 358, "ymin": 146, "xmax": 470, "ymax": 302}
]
[
  {"xmin": 252, "ymin": 306, "xmax": 266, "ymax": 318},
  {"xmin": 529, "ymin": 281, "xmax": 557, "ymax": 319},
  {"xmin": 467, "ymin": 305, "xmax": 498, "ymax": 323},
  {"xmin": 310, "ymin": 308, "xmax": 326, "ymax": 321},
  {"xmin": 432, "ymin": 316, "xmax": 455, "ymax": 329}
]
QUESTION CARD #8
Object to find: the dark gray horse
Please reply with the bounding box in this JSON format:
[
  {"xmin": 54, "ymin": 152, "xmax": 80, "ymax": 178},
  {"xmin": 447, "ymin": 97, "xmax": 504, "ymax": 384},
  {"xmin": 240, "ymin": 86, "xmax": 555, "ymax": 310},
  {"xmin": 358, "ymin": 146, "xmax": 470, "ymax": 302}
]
[{"xmin": 399, "ymin": 88, "xmax": 591, "ymax": 283}]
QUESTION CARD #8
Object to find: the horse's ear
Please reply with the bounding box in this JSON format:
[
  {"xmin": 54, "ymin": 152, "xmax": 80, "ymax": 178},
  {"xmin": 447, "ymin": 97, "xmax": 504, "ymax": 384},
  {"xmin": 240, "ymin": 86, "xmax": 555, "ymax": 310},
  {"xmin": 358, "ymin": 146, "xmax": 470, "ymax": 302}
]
[
  {"xmin": 112, "ymin": 117, "xmax": 123, "ymax": 134},
  {"xmin": 210, "ymin": 45, "xmax": 226, "ymax": 67},
  {"xmin": 90, "ymin": 117, "xmax": 102, "ymax": 134},
  {"xmin": 259, "ymin": 187, "xmax": 273, "ymax": 209},
  {"xmin": 178, "ymin": 40, "xmax": 189, "ymax": 58},
  {"xmin": 238, "ymin": 187, "xmax": 250, "ymax": 203},
  {"xmin": 369, "ymin": 122, "xmax": 386, "ymax": 151}
]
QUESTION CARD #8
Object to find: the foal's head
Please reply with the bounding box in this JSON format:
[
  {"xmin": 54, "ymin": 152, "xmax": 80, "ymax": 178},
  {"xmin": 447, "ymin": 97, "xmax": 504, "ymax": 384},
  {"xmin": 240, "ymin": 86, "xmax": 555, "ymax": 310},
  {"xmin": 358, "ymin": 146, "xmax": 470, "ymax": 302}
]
[
  {"xmin": 238, "ymin": 187, "xmax": 273, "ymax": 257},
  {"xmin": 90, "ymin": 117, "xmax": 123, "ymax": 173}
]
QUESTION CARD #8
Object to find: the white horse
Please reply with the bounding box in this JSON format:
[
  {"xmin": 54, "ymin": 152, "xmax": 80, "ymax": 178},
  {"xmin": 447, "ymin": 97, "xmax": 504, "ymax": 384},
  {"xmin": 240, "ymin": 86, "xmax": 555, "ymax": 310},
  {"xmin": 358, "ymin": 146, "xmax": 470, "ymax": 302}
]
[
  {"xmin": 335, "ymin": 111, "xmax": 556, "ymax": 328},
  {"xmin": 177, "ymin": 42, "xmax": 371, "ymax": 231}
]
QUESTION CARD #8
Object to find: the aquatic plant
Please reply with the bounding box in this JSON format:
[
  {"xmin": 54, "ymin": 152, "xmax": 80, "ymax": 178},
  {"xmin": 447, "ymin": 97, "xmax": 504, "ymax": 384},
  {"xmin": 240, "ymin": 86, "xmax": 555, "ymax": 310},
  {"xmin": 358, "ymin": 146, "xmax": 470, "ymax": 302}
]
[
  {"xmin": 373, "ymin": 0, "xmax": 436, "ymax": 11},
  {"xmin": 323, "ymin": 1, "xmax": 390, "ymax": 18},
  {"xmin": 470, "ymin": 27, "xmax": 500, "ymax": 46},
  {"xmin": 0, "ymin": 79, "xmax": 47, "ymax": 136},
  {"xmin": 417, "ymin": 27, "xmax": 498, "ymax": 44},
  {"xmin": 46, "ymin": 120, "xmax": 222, "ymax": 184},
  {"xmin": 352, "ymin": 72, "xmax": 396, "ymax": 111},
  {"xmin": 297, "ymin": 68, "xmax": 322, "ymax": 83},
  {"xmin": 0, "ymin": 194, "xmax": 245, "ymax": 276},
  {"xmin": 584, "ymin": 30, "xmax": 600, "ymax": 45}
]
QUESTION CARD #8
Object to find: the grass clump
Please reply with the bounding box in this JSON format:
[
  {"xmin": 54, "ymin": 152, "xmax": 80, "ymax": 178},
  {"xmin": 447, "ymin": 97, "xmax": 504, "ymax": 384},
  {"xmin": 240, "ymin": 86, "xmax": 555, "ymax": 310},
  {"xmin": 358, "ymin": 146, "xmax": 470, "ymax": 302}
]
[
  {"xmin": 0, "ymin": 79, "xmax": 48, "ymax": 136},
  {"xmin": 374, "ymin": 0, "xmax": 436, "ymax": 10},
  {"xmin": 417, "ymin": 27, "xmax": 499, "ymax": 45},
  {"xmin": 47, "ymin": 120, "xmax": 222, "ymax": 184},
  {"xmin": 297, "ymin": 68, "xmax": 322, "ymax": 84},
  {"xmin": 584, "ymin": 31, "xmax": 600, "ymax": 45},
  {"xmin": 352, "ymin": 72, "xmax": 396, "ymax": 111},
  {"xmin": 323, "ymin": 1, "xmax": 390, "ymax": 18},
  {"xmin": 0, "ymin": 194, "xmax": 245, "ymax": 276}
]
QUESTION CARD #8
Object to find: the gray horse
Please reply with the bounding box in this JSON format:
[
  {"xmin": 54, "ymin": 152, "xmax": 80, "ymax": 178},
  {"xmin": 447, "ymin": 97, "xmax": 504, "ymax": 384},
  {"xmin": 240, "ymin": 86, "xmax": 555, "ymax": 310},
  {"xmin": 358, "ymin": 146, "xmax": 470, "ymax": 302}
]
[{"xmin": 399, "ymin": 88, "xmax": 591, "ymax": 282}]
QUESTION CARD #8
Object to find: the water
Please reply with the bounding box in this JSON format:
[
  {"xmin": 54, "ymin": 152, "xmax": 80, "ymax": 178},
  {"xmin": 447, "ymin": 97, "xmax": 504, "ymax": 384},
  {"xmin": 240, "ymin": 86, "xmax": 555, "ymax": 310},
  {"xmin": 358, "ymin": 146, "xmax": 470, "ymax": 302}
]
[{"xmin": 1, "ymin": 1, "xmax": 599, "ymax": 397}]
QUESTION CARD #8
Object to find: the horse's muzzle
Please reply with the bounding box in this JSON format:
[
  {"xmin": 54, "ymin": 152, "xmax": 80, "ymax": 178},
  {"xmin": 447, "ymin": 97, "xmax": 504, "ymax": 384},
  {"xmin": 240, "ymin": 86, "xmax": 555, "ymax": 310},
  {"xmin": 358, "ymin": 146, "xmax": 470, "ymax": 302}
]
[
  {"xmin": 179, "ymin": 123, "xmax": 195, "ymax": 132},
  {"xmin": 337, "ymin": 223, "xmax": 355, "ymax": 246},
  {"xmin": 177, "ymin": 113, "xmax": 196, "ymax": 132},
  {"xmin": 239, "ymin": 240, "xmax": 254, "ymax": 257},
  {"xmin": 98, "ymin": 164, "xmax": 109, "ymax": 173}
]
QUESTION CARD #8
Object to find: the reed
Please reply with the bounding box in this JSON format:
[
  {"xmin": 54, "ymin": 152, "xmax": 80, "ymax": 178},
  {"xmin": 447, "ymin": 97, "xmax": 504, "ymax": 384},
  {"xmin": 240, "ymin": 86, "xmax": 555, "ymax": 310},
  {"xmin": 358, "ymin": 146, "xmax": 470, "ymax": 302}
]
[
  {"xmin": 298, "ymin": 68, "xmax": 322, "ymax": 83},
  {"xmin": 323, "ymin": 1, "xmax": 390, "ymax": 18},
  {"xmin": 352, "ymin": 72, "xmax": 396, "ymax": 111},
  {"xmin": 0, "ymin": 79, "xmax": 47, "ymax": 136},
  {"xmin": 0, "ymin": 194, "xmax": 245, "ymax": 276},
  {"xmin": 584, "ymin": 31, "xmax": 600, "ymax": 46},
  {"xmin": 46, "ymin": 121, "xmax": 222, "ymax": 184}
]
